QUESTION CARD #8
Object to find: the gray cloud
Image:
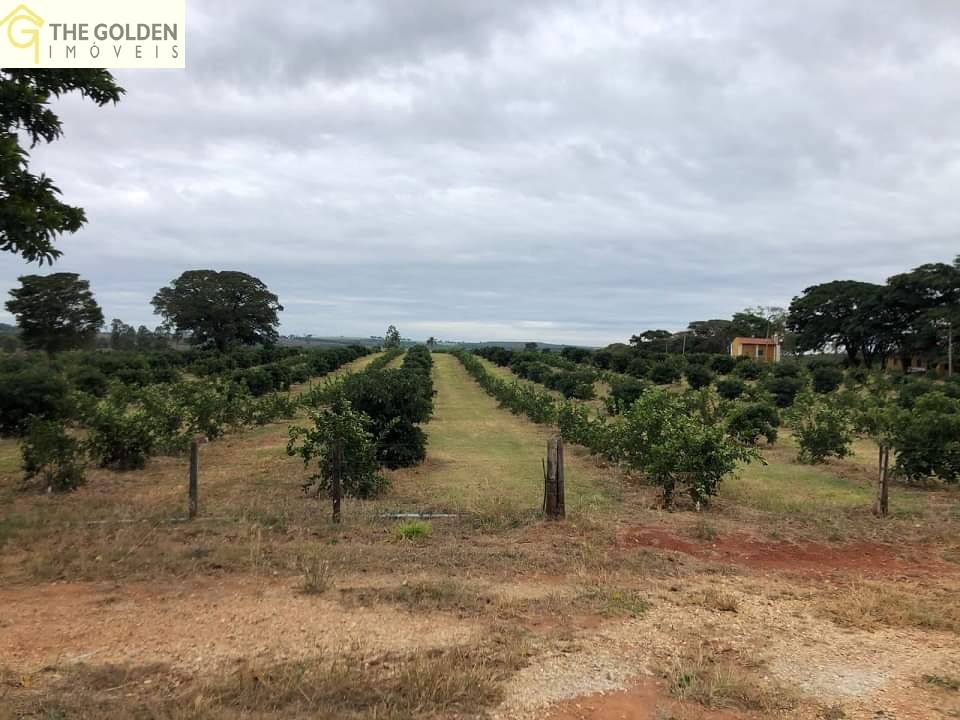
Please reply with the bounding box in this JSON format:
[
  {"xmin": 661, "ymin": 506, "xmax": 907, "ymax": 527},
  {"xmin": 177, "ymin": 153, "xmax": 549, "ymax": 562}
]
[{"xmin": 2, "ymin": 0, "xmax": 959, "ymax": 345}]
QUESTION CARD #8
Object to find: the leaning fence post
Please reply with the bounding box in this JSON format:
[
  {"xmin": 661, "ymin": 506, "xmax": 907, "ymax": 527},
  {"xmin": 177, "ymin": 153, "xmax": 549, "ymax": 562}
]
[
  {"xmin": 332, "ymin": 437, "xmax": 343, "ymax": 524},
  {"xmin": 188, "ymin": 439, "xmax": 199, "ymax": 519}
]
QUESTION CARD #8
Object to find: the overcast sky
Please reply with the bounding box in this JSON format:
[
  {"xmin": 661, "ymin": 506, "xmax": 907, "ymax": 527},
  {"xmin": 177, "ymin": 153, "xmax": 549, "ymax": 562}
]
[{"xmin": 3, "ymin": 0, "xmax": 960, "ymax": 345}]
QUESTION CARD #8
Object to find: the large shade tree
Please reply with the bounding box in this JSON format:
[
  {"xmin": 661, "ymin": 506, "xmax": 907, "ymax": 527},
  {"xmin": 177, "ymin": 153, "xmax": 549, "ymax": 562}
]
[
  {"xmin": 686, "ymin": 319, "xmax": 734, "ymax": 354},
  {"xmin": 884, "ymin": 259, "xmax": 960, "ymax": 371},
  {"xmin": 151, "ymin": 270, "xmax": 283, "ymax": 351},
  {"xmin": 5, "ymin": 273, "xmax": 104, "ymax": 353},
  {"xmin": 1, "ymin": 70, "xmax": 124, "ymax": 264},
  {"xmin": 787, "ymin": 280, "xmax": 893, "ymax": 367}
]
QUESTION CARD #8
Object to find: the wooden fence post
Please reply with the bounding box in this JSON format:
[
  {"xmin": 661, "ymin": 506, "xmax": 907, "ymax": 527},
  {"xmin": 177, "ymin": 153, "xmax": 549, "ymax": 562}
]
[
  {"xmin": 543, "ymin": 436, "xmax": 566, "ymax": 520},
  {"xmin": 332, "ymin": 438, "xmax": 343, "ymax": 524},
  {"xmin": 556, "ymin": 436, "xmax": 565, "ymax": 519},
  {"xmin": 874, "ymin": 444, "xmax": 890, "ymax": 518},
  {"xmin": 188, "ymin": 439, "xmax": 199, "ymax": 519}
]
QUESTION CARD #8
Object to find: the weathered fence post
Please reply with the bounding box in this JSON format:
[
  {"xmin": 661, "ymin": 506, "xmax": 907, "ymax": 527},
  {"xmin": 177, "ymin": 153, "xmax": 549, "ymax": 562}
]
[
  {"xmin": 543, "ymin": 436, "xmax": 566, "ymax": 519},
  {"xmin": 188, "ymin": 439, "xmax": 199, "ymax": 519},
  {"xmin": 873, "ymin": 444, "xmax": 890, "ymax": 518},
  {"xmin": 332, "ymin": 437, "xmax": 343, "ymax": 524}
]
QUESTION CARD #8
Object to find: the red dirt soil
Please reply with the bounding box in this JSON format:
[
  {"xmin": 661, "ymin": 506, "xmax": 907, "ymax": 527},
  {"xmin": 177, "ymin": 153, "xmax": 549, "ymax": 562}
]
[
  {"xmin": 543, "ymin": 679, "xmax": 747, "ymax": 720},
  {"xmin": 621, "ymin": 528, "xmax": 951, "ymax": 578}
]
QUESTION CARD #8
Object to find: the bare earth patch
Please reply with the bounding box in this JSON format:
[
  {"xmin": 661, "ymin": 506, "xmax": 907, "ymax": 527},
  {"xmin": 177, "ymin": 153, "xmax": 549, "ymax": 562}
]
[
  {"xmin": 621, "ymin": 527, "xmax": 954, "ymax": 579},
  {"xmin": 0, "ymin": 575, "xmax": 483, "ymax": 675}
]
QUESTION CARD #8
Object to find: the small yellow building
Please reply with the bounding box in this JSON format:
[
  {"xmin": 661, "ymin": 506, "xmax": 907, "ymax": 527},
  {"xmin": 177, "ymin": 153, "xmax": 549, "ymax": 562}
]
[{"xmin": 730, "ymin": 337, "xmax": 781, "ymax": 363}]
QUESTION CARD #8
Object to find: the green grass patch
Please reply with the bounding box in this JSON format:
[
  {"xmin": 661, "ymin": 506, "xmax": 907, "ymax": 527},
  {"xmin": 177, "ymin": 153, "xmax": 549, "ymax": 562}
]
[
  {"xmin": 0, "ymin": 438, "xmax": 21, "ymax": 474},
  {"xmin": 723, "ymin": 459, "xmax": 871, "ymax": 516},
  {"xmin": 394, "ymin": 520, "xmax": 432, "ymax": 540},
  {"xmin": 400, "ymin": 355, "xmax": 610, "ymax": 514},
  {"xmin": 723, "ymin": 452, "xmax": 922, "ymax": 518}
]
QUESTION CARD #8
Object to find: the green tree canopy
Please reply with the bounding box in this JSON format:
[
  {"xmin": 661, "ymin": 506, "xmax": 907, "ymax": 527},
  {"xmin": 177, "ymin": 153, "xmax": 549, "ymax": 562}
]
[
  {"xmin": 1, "ymin": 70, "xmax": 124, "ymax": 264},
  {"xmin": 884, "ymin": 259, "xmax": 960, "ymax": 369},
  {"xmin": 730, "ymin": 310, "xmax": 770, "ymax": 339},
  {"xmin": 151, "ymin": 270, "xmax": 283, "ymax": 351},
  {"xmin": 5, "ymin": 272, "xmax": 104, "ymax": 353},
  {"xmin": 787, "ymin": 280, "xmax": 892, "ymax": 367},
  {"xmin": 383, "ymin": 324, "xmax": 401, "ymax": 349},
  {"xmin": 110, "ymin": 318, "xmax": 137, "ymax": 351},
  {"xmin": 686, "ymin": 319, "xmax": 734, "ymax": 354}
]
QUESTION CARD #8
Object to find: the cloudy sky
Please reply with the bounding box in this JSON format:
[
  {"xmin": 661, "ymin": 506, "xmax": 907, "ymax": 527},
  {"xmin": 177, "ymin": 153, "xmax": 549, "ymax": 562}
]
[{"xmin": 3, "ymin": 0, "xmax": 960, "ymax": 345}]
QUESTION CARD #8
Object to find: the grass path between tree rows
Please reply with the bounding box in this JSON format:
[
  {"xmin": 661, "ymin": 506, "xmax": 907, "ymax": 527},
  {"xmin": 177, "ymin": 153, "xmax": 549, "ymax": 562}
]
[{"xmin": 388, "ymin": 353, "xmax": 615, "ymax": 515}]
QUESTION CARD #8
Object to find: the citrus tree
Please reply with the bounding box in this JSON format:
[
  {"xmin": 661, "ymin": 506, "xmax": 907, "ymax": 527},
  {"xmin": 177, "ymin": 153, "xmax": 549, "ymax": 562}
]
[
  {"xmin": 287, "ymin": 397, "xmax": 385, "ymax": 503},
  {"xmin": 619, "ymin": 389, "xmax": 757, "ymax": 508}
]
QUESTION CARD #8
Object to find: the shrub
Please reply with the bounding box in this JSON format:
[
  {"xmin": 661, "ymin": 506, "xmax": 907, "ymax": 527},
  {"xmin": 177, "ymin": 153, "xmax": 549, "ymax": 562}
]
[
  {"xmin": 549, "ymin": 370, "xmax": 596, "ymax": 399},
  {"xmin": 811, "ymin": 366, "xmax": 844, "ymax": 394},
  {"xmin": 897, "ymin": 377, "xmax": 937, "ymax": 409},
  {"xmin": 20, "ymin": 419, "xmax": 86, "ymax": 492},
  {"xmin": 247, "ymin": 392, "xmax": 299, "ymax": 426},
  {"xmin": 238, "ymin": 367, "xmax": 274, "ymax": 396},
  {"xmin": 619, "ymin": 389, "xmax": 757, "ymax": 507},
  {"xmin": 341, "ymin": 369, "xmax": 433, "ymax": 426},
  {"xmin": 606, "ymin": 376, "xmax": 648, "ymax": 414},
  {"xmin": 762, "ymin": 375, "xmax": 805, "ymax": 408},
  {"xmin": 650, "ymin": 362, "xmax": 681, "ymax": 385},
  {"xmin": 338, "ymin": 351, "xmax": 434, "ymax": 469},
  {"xmin": 287, "ymin": 397, "xmax": 387, "ymax": 499},
  {"xmin": 626, "ymin": 357, "xmax": 651, "ymax": 379},
  {"xmin": 684, "ymin": 364, "xmax": 714, "ymax": 390},
  {"xmin": 773, "ymin": 362, "xmax": 802, "ymax": 378},
  {"xmin": 67, "ymin": 366, "xmax": 109, "ymax": 397},
  {"xmin": 716, "ymin": 377, "xmax": 746, "ymax": 400},
  {"xmin": 726, "ymin": 402, "xmax": 779, "ymax": 445},
  {"xmin": 787, "ymin": 390, "xmax": 854, "ymax": 464},
  {"xmin": 85, "ymin": 396, "xmax": 158, "ymax": 470},
  {"xmin": 847, "ymin": 366, "xmax": 868, "ymax": 385},
  {"xmin": 377, "ymin": 420, "xmax": 428, "ymax": 469},
  {"xmin": 892, "ymin": 392, "xmax": 960, "ymax": 484},
  {"xmin": 560, "ymin": 347, "xmax": 593, "ymax": 364},
  {"xmin": 0, "ymin": 366, "xmax": 71, "ymax": 435},
  {"xmin": 709, "ymin": 355, "xmax": 736, "ymax": 374},
  {"xmin": 734, "ymin": 359, "xmax": 764, "ymax": 380}
]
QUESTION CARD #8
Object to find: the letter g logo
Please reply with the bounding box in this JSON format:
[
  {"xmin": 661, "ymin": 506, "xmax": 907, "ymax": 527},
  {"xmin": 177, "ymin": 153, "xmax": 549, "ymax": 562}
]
[{"xmin": 1, "ymin": 4, "xmax": 44, "ymax": 65}]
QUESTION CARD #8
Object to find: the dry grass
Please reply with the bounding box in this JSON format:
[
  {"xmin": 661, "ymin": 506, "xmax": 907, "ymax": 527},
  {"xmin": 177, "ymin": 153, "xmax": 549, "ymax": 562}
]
[
  {"xmin": 922, "ymin": 673, "xmax": 960, "ymax": 691},
  {"xmin": 663, "ymin": 642, "xmax": 798, "ymax": 712},
  {"xmin": 298, "ymin": 547, "xmax": 333, "ymax": 594},
  {"xmin": 2, "ymin": 639, "xmax": 529, "ymax": 720},
  {"xmin": 507, "ymin": 584, "xmax": 650, "ymax": 620},
  {"xmin": 690, "ymin": 518, "xmax": 719, "ymax": 542},
  {"xmin": 687, "ymin": 587, "xmax": 740, "ymax": 613},
  {"xmin": 818, "ymin": 580, "xmax": 960, "ymax": 633},
  {"xmin": 339, "ymin": 579, "xmax": 492, "ymax": 614}
]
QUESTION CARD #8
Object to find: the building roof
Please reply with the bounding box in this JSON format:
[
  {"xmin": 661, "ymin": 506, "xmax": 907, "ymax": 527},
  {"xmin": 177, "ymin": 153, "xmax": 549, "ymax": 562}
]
[{"xmin": 733, "ymin": 337, "xmax": 779, "ymax": 345}]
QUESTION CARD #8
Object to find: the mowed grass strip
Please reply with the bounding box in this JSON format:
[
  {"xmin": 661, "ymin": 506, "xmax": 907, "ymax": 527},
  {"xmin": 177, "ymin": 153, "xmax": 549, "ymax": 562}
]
[
  {"xmin": 722, "ymin": 460, "xmax": 875, "ymax": 516},
  {"xmin": 389, "ymin": 354, "xmax": 610, "ymax": 514},
  {"xmin": 383, "ymin": 351, "xmax": 406, "ymax": 369}
]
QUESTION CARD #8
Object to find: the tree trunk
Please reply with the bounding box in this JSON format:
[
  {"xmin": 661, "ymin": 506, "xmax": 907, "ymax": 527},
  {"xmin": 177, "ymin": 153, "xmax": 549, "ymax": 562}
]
[
  {"xmin": 899, "ymin": 351, "xmax": 911, "ymax": 375},
  {"xmin": 873, "ymin": 444, "xmax": 890, "ymax": 517},
  {"xmin": 844, "ymin": 343, "xmax": 859, "ymax": 367}
]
